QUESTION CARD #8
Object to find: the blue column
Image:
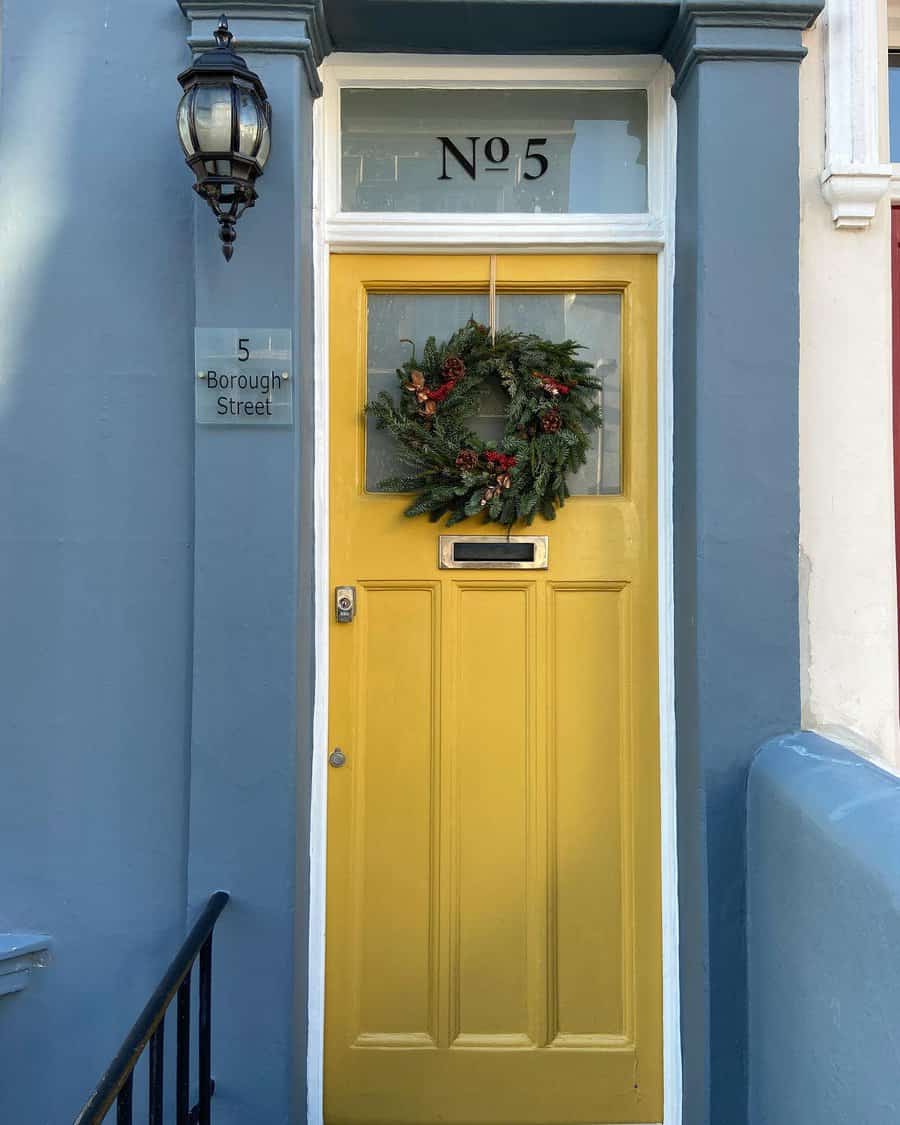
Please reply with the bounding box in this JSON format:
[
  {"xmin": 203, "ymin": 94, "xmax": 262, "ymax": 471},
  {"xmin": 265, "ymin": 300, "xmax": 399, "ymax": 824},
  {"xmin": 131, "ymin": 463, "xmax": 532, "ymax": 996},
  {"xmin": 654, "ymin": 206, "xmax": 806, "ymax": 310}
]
[
  {"xmin": 665, "ymin": 5, "xmax": 820, "ymax": 1123},
  {"xmin": 178, "ymin": 6, "xmax": 328, "ymax": 1121}
]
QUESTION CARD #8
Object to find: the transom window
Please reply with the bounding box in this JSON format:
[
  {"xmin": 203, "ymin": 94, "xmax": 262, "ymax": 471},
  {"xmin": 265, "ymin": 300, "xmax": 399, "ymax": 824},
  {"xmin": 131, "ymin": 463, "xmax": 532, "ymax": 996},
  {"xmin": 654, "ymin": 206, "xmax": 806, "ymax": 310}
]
[
  {"xmin": 340, "ymin": 88, "xmax": 648, "ymax": 214},
  {"xmin": 320, "ymin": 57, "xmax": 670, "ymax": 246}
]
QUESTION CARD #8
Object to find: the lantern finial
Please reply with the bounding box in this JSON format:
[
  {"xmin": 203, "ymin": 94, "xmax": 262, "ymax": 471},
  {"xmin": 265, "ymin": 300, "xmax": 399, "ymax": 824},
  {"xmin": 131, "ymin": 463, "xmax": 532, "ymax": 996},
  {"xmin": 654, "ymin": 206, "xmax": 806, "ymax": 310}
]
[{"xmin": 213, "ymin": 15, "xmax": 233, "ymax": 49}]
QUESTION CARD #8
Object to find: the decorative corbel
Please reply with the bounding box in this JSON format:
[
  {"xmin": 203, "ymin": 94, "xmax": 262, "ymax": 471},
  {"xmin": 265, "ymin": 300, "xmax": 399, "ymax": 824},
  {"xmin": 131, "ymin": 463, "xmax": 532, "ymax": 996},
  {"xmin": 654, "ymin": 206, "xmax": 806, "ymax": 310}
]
[{"xmin": 821, "ymin": 0, "xmax": 893, "ymax": 229}]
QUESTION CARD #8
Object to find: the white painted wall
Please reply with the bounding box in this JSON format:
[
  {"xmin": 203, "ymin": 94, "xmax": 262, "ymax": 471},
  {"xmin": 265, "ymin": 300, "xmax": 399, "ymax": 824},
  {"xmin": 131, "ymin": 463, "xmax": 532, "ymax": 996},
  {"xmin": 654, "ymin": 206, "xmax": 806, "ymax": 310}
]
[{"xmin": 799, "ymin": 9, "xmax": 900, "ymax": 765}]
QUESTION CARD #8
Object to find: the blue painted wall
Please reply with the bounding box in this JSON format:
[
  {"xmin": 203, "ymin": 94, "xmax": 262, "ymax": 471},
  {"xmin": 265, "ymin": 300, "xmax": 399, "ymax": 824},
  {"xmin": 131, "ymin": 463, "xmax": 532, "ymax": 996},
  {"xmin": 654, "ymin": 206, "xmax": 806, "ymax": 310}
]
[
  {"xmin": 0, "ymin": 0, "xmax": 195, "ymax": 1120},
  {"xmin": 666, "ymin": 6, "xmax": 818, "ymax": 1121},
  {"xmin": 748, "ymin": 733, "xmax": 900, "ymax": 1125},
  {"xmin": 184, "ymin": 16, "xmax": 318, "ymax": 1122},
  {"xmin": 0, "ymin": 2, "xmax": 319, "ymax": 1118}
]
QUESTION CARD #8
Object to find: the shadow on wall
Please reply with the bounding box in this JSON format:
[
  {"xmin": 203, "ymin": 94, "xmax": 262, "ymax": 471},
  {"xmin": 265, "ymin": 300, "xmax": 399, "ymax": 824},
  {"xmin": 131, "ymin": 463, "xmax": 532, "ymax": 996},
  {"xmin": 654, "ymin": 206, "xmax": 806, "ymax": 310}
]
[
  {"xmin": 748, "ymin": 732, "xmax": 900, "ymax": 1125},
  {"xmin": 0, "ymin": 0, "xmax": 195, "ymax": 1120}
]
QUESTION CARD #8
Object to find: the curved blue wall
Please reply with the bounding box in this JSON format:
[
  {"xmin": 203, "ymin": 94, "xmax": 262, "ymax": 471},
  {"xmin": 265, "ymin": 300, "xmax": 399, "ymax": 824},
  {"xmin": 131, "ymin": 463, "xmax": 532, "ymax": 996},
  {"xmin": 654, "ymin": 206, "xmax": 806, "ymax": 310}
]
[{"xmin": 749, "ymin": 733, "xmax": 900, "ymax": 1125}]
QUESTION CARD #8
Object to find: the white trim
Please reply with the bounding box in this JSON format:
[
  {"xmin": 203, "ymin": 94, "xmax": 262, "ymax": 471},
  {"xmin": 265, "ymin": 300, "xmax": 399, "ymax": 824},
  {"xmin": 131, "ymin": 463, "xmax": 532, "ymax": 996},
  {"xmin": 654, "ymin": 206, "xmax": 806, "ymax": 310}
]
[
  {"xmin": 820, "ymin": 0, "xmax": 892, "ymax": 229},
  {"xmin": 654, "ymin": 66, "xmax": 682, "ymax": 1125},
  {"xmin": 321, "ymin": 53, "xmax": 669, "ymax": 250},
  {"xmin": 307, "ymin": 87, "xmax": 330, "ymax": 1125},
  {"xmin": 307, "ymin": 52, "xmax": 680, "ymax": 1125},
  {"xmin": 325, "ymin": 215, "xmax": 666, "ymax": 253}
]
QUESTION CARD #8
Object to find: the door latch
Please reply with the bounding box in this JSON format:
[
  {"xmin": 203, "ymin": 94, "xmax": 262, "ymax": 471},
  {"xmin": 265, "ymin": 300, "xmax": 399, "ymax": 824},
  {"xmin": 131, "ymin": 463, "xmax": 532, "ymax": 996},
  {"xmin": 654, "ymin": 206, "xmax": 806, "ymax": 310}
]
[{"xmin": 335, "ymin": 586, "xmax": 356, "ymax": 623}]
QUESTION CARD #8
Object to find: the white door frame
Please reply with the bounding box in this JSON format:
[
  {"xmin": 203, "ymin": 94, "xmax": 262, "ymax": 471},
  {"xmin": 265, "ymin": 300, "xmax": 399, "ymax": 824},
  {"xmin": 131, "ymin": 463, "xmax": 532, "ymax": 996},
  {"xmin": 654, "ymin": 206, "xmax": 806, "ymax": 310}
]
[{"xmin": 306, "ymin": 52, "xmax": 681, "ymax": 1125}]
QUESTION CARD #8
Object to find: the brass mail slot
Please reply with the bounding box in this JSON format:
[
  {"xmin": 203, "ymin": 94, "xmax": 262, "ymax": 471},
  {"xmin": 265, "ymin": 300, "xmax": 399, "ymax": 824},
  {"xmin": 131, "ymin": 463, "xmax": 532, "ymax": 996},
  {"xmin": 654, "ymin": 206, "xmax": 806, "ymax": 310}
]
[{"xmin": 438, "ymin": 535, "xmax": 549, "ymax": 570}]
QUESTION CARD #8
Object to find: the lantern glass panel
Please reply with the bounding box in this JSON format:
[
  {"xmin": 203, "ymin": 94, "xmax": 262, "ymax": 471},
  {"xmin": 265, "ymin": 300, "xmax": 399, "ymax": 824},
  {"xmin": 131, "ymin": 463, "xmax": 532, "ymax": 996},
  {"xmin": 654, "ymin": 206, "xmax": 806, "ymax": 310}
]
[
  {"xmin": 238, "ymin": 90, "xmax": 261, "ymax": 157},
  {"xmin": 176, "ymin": 93, "xmax": 195, "ymax": 156},
  {"xmin": 257, "ymin": 118, "xmax": 271, "ymax": 168},
  {"xmin": 193, "ymin": 84, "xmax": 234, "ymax": 152}
]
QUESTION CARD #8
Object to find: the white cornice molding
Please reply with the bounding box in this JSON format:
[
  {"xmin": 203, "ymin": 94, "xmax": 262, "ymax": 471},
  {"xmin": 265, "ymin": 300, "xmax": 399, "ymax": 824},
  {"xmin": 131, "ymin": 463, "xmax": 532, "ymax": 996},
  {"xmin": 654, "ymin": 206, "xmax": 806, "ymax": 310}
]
[{"xmin": 821, "ymin": 0, "xmax": 892, "ymax": 229}]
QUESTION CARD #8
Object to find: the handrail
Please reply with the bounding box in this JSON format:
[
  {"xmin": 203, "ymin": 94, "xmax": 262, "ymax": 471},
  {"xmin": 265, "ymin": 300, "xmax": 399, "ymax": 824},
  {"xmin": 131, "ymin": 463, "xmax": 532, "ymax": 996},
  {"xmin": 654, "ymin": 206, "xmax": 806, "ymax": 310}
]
[{"xmin": 74, "ymin": 891, "xmax": 230, "ymax": 1125}]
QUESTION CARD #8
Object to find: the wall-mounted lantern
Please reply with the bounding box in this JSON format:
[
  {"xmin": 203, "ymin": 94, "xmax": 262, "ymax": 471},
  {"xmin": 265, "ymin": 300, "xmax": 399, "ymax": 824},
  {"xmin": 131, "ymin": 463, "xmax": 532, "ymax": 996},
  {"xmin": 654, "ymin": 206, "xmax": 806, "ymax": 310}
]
[{"xmin": 176, "ymin": 15, "xmax": 271, "ymax": 260}]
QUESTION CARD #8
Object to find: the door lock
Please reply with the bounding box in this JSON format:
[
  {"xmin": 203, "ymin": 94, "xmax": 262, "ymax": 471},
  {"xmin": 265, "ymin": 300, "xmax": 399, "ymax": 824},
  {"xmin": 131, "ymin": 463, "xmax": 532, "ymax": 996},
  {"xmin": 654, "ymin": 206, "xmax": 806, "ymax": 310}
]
[
  {"xmin": 335, "ymin": 586, "xmax": 356, "ymax": 623},
  {"xmin": 329, "ymin": 748, "xmax": 347, "ymax": 768}
]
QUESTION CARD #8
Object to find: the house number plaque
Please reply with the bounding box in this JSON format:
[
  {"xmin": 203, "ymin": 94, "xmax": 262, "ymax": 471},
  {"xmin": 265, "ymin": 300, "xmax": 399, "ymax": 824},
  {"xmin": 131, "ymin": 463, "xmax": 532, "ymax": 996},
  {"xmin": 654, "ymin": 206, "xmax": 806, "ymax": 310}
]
[{"xmin": 195, "ymin": 328, "xmax": 292, "ymax": 426}]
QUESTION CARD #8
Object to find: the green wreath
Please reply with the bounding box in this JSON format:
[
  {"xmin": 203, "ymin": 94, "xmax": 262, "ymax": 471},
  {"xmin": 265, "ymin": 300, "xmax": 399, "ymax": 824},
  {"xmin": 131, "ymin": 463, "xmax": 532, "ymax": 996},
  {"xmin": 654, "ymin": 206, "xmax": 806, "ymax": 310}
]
[{"xmin": 365, "ymin": 319, "xmax": 602, "ymax": 528}]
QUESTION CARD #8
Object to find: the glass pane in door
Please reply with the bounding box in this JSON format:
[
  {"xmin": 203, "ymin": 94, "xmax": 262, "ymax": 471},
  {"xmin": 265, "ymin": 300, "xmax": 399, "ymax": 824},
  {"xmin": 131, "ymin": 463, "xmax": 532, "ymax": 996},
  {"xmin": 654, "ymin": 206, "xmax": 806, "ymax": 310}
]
[
  {"xmin": 366, "ymin": 293, "xmax": 489, "ymax": 491},
  {"xmin": 366, "ymin": 289, "xmax": 621, "ymax": 496},
  {"xmin": 496, "ymin": 292, "xmax": 622, "ymax": 495}
]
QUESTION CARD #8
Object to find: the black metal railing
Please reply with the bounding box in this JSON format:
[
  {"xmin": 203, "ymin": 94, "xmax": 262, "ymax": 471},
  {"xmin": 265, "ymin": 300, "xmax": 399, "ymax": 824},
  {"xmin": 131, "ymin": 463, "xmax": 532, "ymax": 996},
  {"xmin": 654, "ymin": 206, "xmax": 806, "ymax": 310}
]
[{"xmin": 74, "ymin": 891, "xmax": 230, "ymax": 1125}]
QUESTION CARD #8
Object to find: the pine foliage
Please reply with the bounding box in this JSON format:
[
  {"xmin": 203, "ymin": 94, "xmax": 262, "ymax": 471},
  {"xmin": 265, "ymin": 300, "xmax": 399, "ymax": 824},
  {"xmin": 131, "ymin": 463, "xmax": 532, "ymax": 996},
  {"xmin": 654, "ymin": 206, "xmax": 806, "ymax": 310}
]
[{"xmin": 365, "ymin": 319, "xmax": 602, "ymax": 528}]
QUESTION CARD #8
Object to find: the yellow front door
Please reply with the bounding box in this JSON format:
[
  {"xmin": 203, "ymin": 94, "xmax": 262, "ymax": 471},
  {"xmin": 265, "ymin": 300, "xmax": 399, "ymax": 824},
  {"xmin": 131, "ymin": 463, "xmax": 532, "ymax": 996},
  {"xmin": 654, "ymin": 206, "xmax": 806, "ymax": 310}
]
[{"xmin": 326, "ymin": 254, "xmax": 662, "ymax": 1125}]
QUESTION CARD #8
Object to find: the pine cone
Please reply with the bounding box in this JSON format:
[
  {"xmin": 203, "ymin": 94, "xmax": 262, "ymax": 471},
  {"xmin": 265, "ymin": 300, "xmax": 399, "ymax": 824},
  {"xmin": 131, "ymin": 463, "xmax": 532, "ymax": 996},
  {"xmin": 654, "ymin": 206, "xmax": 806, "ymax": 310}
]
[
  {"xmin": 541, "ymin": 410, "xmax": 562, "ymax": 433},
  {"xmin": 455, "ymin": 449, "xmax": 479, "ymax": 472},
  {"xmin": 442, "ymin": 355, "xmax": 466, "ymax": 381}
]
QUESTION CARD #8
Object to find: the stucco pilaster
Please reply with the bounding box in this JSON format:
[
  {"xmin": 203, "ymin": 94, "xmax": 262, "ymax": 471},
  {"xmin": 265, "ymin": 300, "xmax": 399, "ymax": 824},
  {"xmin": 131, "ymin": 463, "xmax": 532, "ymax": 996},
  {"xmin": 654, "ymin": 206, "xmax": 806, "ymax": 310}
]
[
  {"xmin": 664, "ymin": 5, "xmax": 820, "ymax": 1124},
  {"xmin": 177, "ymin": 5, "xmax": 322, "ymax": 1121}
]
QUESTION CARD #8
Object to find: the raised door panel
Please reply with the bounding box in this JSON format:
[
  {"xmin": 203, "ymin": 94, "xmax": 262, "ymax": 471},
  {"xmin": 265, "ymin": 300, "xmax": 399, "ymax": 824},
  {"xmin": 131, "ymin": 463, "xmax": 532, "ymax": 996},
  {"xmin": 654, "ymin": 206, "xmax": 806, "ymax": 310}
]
[
  {"xmin": 452, "ymin": 583, "xmax": 536, "ymax": 1047},
  {"xmin": 348, "ymin": 583, "xmax": 440, "ymax": 1046}
]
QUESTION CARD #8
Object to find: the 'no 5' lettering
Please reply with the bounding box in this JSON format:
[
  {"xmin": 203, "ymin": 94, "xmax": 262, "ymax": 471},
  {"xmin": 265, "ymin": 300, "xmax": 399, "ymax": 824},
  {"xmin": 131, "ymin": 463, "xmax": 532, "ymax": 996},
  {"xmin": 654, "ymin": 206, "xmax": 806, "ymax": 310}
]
[{"xmin": 437, "ymin": 136, "xmax": 549, "ymax": 181}]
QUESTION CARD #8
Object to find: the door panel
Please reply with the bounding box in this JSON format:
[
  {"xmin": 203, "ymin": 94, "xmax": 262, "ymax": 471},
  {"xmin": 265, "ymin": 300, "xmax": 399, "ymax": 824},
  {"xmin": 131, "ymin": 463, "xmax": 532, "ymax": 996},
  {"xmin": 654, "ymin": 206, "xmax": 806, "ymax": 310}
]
[
  {"xmin": 326, "ymin": 254, "xmax": 661, "ymax": 1125},
  {"xmin": 354, "ymin": 583, "xmax": 439, "ymax": 1045},
  {"xmin": 550, "ymin": 582, "xmax": 627, "ymax": 1043},
  {"xmin": 454, "ymin": 583, "xmax": 534, "ymax": 1044}
]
